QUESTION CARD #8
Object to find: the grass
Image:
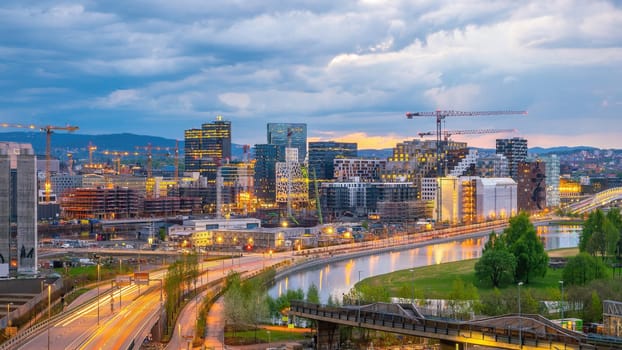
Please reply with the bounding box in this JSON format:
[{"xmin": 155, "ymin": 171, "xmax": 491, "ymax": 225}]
[
  {"xmin": 225, "ymin": 327, "xmax": 309, "ymax": 345},
  {"xmin": 363, "ymin": 248, "xmax": 580, "ymax": 300}
]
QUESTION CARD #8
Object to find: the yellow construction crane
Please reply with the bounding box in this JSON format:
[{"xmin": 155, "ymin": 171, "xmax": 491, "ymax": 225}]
[{"xmin": 0, "ymin": 123, "xmax": 79, "ymax": 203}]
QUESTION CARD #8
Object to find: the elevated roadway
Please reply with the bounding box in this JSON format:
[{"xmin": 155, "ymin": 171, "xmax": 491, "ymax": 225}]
[{"xmin": 568, "ymin": 187, "xmax": 622, "ymax": 214}]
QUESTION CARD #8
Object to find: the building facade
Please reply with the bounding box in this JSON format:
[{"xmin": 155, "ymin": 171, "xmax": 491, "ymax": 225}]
[
  {"xmin": 184, "ymin": 116, "xmax": 232, "ymax": 182},
  {"xmin": 267, "ymin": 123, "xmax": 307, "ymax": 162},
  {"xmin": 0, "ymin": 142, "xmax": 37, "ymax": 275},
  {"xmin": 496, "ymin": 137, "xmax": 528, "ymax": 179},
  {"xmin": 308, "ymin": 141, "xmax": 357, "ymax": 180},
  {"xmin": 541, "ymin": 155, "xmax": 560, "ymax": 207},
  {"xmin": 253, "ymin": 144, "xmax": 283, "ymax": 204},
  {"xmin": 517, "ymin": 161, "xmax": 547, "ymax": 212},
  {"xmin": 334, "ymin": 158, "xmax": 386, "ymax": 182}
]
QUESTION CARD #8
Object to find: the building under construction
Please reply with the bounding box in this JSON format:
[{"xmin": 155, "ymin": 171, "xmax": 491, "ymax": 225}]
[{"xmin": 61, "ymin": 187, "xmax": 141, "ymax": 220}]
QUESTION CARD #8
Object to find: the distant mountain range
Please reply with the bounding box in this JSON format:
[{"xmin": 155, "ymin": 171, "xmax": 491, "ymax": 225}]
[{"xmin": 0, "ymin": 131, "xmax": 611, "ymax": 161}]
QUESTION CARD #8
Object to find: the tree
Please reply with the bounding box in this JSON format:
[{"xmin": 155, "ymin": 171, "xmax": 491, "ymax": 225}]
[
  {"xmin": 306, "ymin": 283, "xmax": 320, "ymax": 304},
  {"xmin": 475, "ymin": 248, "xmax": 516, "ymax": 287},
  {"xmin": 502, "ymin": 212, "xmax": 548, "ymax": 283},
  {"xmin": 581, "ymin": 210, "xmax": 606, "ymax": 255},
  {"xmin": 562, "ymin": 253, "xmax": 607, "ymax": 286}
]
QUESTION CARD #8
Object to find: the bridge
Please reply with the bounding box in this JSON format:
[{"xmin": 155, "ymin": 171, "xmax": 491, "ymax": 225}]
[
  {"xmin": 568, "ymin": 187, "xmax": 622, "ymax": 215},
  {"xmin": 289, "ymin": 301, "xmax": 598, "ymax": 350}
]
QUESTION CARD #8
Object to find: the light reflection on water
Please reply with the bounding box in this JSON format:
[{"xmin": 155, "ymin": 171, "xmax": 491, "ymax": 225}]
[{"xmin": 269, "ymin": 224, "xmax": 581, "ymax": 303}]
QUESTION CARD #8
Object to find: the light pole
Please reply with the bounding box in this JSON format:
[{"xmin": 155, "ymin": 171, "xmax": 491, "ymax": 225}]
[
  {"xmin": 97, "ymin": 263, "xmax": 100, "ymax": 326},
  {"xmin": 357, "ymin": 270, "xmax": 362, "ymax": 324},
  {"xmin": 409, "ymin": 269, "xmax": 415, "ymax": 303},
  {"xmin": 267, "ymin": 330, "xmax": 271, "ymax": 346},
  {"xmin": 559, "ymin": 280, "xmax": 564, "ymax": 321},
  {"xmin": 47, "ymin": 284, "xmax": 51, "ymax": 350},
  {"xmin": 7, "ymin": 302, "xmax": 13, "ymax": 329},
  {"xmin": 518, "ymin": 282, "xmax": 523, "ymax": 349}
]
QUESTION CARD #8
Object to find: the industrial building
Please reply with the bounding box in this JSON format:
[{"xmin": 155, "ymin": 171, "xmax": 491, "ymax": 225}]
[{"xmin": 0, "ymin": 142, "xmax": 38, "ymax": 276}]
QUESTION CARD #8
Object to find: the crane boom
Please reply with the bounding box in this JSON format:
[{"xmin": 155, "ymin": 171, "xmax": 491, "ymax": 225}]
[
  {"xmin": 405, "ymin": 109, "xmax": 525, "ymax": 225},
  {"xmin": 418, "ymin": 128, "xmax": 517, "ymax": 140},
  {"xmin": 1, "ymin": 122, "xmax": 79, "ymax": 203}
]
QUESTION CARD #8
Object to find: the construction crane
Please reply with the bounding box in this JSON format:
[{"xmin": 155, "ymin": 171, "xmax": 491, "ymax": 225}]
[
  {"xmin": 87, "ymin": 141, "xmax": 97, "ymax": 167},
  {"xmin": 135, "ymin": 143, "xmax": 178, "ymax": 179},
  {"xmin": 405, "ymin": 110, "xmax": 525, "ymax": 225},
  {"xmin": 417, "ymin": 128, "xmax": 517, "ymax": 141},
  {"xmin": 0, "ymin": 123, "xmax": 79, "ymax": 203}
]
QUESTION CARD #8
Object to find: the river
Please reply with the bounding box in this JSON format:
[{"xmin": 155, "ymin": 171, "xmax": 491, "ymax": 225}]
[{"xmin": 269, "ymin": 224, "xmax": 582, "ymax": 302}]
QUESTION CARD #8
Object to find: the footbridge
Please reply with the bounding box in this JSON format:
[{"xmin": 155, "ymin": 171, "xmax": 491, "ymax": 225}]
[
  {"xmin": 289, "ymin": 301, "xmax": 600, "ymax": 350},
  {"xmin": 568, "ymin": 187, "xmax": 622, "ymax": 215}
]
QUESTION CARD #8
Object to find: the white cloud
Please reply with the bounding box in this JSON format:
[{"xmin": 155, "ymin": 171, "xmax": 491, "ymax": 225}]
[
  {"xmin": 96, "ymin": 89, "xmax": 140, "ymax": 108},
  {"xmin": 424, "ymin": 84, "xmax": 481, "ymax": 110},
  {"xmin": 218, "ymin": 93, "xmax": 251, "ymax": 110}
]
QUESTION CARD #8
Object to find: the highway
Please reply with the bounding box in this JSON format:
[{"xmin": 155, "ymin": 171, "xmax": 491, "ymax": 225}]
[{"xmin": 17, "ymin": 253, "xmax": 292, "ymax": 350}]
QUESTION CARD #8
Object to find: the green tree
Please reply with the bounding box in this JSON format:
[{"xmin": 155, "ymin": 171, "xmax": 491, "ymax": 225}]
[
  {"xmin": 306, "ymin": 283, "xmax": 320, "ymax": 304},
  {"xmin": 562, "ymin": 253, "xmax": 607, "ymax": 286},
  {"xmin": 502, "ymin": 212, "xmax": 548, "ymax": 283},
  {"xmin": 584, "ymin": 291, "xmax": 602, "ymax": 323},
  {"xmin": 475, "ymin": 248, "xmax": 516, "ymax": 288},
  {"xmin": 581, "ymin": 210, "xmax": 606, "ymax": 255}
]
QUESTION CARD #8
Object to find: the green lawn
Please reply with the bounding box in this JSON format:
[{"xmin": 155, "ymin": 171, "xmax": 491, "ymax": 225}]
[
  {"xmin": 362, "ymin": 252, "xmax": 577, "ymax": 300},
  {"xmin": 225, "ymin": 327, "xmax": 309, "ymax": 345}
]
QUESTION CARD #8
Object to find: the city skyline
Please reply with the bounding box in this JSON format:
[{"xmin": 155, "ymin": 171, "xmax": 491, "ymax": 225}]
[{"xmin": 1, "ymin": 1, "xmax": 621, "ymax": 149}]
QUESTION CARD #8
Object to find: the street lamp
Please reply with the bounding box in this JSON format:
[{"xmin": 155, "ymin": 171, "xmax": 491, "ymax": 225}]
[
  {"xmin": 97, "ymin": 263, "xmax": 100, "ymax": 326},
  {"xmin": 518, "ymin": 282, "xmax": 523, "ymax": 349},
  {"xmin": 559, "ymin": 280, "xmax": 565, "ymax": 321},
  {"xmin": 7, "ymin": 302, "xmax": 13, "ymax": 328},
  {"xmin": 357, "ymin": 270, "xmax": 362, "ymax": 324},
  {"xmin": 47, "ymin": 284, "xmax": 51, "ymax": 350},
  {"xmin": 267, "ymin": 330, "xmax": 271, "ymax": 346},
  {"xmin": 409, "ymin": 269, "xmax": 415, "ymax": 304}
]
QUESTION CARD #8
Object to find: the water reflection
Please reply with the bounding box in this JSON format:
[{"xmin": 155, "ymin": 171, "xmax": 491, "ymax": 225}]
[{"xmin": 269, "ymin": 225, "xmax": 581, "ymax": 303}]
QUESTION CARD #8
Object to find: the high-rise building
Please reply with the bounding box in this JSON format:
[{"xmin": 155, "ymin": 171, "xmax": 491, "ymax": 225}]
[
  {"xmin": 184, "ymin": 116, "xmax": 232, "ymax": 182},
  {"xmin": 267, "ymin": 123, "xmax": 307, "ymax": 162},
  {"xmin": 540, "ymin": 155, "xmax": 560, "ymax": 207},
  {"xmin": 516, "ymin": 160, "xmax": 546, "ymax": 212},
  {"xmin": 0, "ymin": 142, "xmax": 37, "ymax": 275},
  {"xmin": 308, "ymin": 141, "xmax": 357, "ymax": 180},
  {"xmin": 476, "ymin": 153, "xmax": 509, "ymax": 178},
  {"xmin": 253, "ymin": 144, "xmax": 283, "ymax": 204},
  {"xmin": 496, "ymin": 137, "xmax": 527, "ymax": 179}
]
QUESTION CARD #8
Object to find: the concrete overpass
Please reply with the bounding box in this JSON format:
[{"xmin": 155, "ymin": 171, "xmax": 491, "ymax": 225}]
[
  {"xmin": 568, "ymin": 187, "xmax": 622, "ymax": 215},
  {"xmin": 290, "ymin": 301, "xmax": 595, "ymax": 350}
]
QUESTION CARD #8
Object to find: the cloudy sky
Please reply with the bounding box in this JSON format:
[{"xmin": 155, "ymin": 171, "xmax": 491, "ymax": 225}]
[{"xmin": 1, "ymin": 0, "xmax": 621, "ymax": 149}]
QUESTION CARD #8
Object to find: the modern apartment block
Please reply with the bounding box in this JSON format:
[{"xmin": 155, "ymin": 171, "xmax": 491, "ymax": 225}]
[
  {"xmin": 320, "ymin": 180, "xmax": 418, "ymax": 220},
  {"xmin": 496, "ymin": 137, "xmax": 528, "ymax": 179},
  {"xmin": 184, "ymin": 116, "xmax": 232, "ymax": 182},
  {"xmin": 517, "ymin": 160, "xmax": 547, "ymax": 212},
  {"xmin": 276, "ymin": 148, "xmax": 308, "ymax": 206},
  {"xmin": 334, "ymin": 158, "xmax": 386, "ymax": 182},
  {"xmin": 267, "ymin": 123, "xmax": 307, "ymax": 162},
  {"xmin": 476, "ymin": 153, "xmax": 510, "ymax": 177},
  {"xmin": 308, "ymin": 141, "xmax": 357, "ymax": 180},
  {"xmin": 382, "ymin": 139, "xmax": 468, "ymax": 187},
  {"xmin": 0, "ymin": 142, "xmax": 37, "ymax": 275}
]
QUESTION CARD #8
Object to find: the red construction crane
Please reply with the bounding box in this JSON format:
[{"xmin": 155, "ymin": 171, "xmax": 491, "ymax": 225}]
[
  {"xmin": 417, "ymin": 128, "xmax": 517, "ymax": 141},
  {"xmin": 1, "ymin": 123, "xmax": 79, "ymax": 203}
]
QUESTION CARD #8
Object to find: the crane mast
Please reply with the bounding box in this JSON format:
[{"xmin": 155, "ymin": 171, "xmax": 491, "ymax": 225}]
[{"xmin": 405, "ymin": 110, "xmax": 525, "ymax": 224}]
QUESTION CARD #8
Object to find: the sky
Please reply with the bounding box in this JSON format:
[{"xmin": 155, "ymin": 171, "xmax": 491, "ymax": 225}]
[{"xmin": 0, "ymin": 0, "xmax": 621, "ymax": 150}]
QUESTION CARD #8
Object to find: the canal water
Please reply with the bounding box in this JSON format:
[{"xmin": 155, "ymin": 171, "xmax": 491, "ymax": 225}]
[{"xmin": 269, "ymin": 224, "xmax": 582, "ymax": 302}]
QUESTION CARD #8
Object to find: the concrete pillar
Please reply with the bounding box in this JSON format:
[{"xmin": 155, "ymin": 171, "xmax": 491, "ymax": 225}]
[
  {"xmin": 316, "ymin": 320, "xmax": 340, "ymax": 350},
  {"xmin": 439, "ymin": 339, "xmax": 464, "ymax": 350}
]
